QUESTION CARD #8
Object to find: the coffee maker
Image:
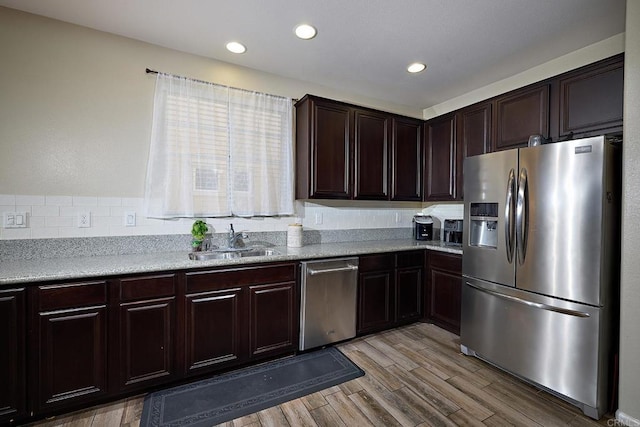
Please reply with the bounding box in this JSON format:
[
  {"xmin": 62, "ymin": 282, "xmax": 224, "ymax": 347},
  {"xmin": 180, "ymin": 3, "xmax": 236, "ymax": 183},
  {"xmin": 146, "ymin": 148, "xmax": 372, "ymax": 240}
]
[
  {"xmin": 443, "ymin": 219, "xmax": 463, "ymax": 245},
  {"xmin": 413, "ymin": 214, "xmax": 440, "ymax": 240}
]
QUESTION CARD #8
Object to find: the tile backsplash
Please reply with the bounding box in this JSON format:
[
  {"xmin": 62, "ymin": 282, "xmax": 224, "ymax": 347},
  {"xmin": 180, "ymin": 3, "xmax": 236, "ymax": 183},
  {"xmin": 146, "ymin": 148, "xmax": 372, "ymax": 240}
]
[{"xmin": 0, "ymin": 194, "xmax": 437, "ymax": 240}]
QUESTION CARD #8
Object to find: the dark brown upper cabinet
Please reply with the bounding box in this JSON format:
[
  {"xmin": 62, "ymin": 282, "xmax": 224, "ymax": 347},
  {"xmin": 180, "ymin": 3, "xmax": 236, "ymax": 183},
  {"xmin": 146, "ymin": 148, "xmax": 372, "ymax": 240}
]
[
  {"xmin": 296, "ymin": 94, "xmax": 423, "ymax": 201},
  {"xmin": 456, "ymin": 101, "xmax": 493, "ymax": 199},
  {"xmin": 557, "ymin": 54, "xmax": 624, "ymax": 139},
  {"xmin": 296, "ymin": 95, "xmax": 352, "ymax": 199},
  {"xmin": 494, "ymin": 83, "xmax": 550, "ymax": 151},
  {"xmin": 391, "ymin": 117, "xmax": 423, "ymax": 201},
  {"xmin": 459, "ymin": 102, "xmax": 492, "ymax": 158},
  {"xmin": 425, "ymin": 114, "xmax": 457, "ymax": 201},
  {"xmin": 353, "ymin": 109, "xmax": 390, "ymax": 200}
]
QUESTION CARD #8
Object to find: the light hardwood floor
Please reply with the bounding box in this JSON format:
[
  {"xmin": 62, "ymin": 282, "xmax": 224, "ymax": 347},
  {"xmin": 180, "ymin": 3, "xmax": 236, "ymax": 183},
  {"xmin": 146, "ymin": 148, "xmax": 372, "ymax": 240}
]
[{"xmin": 26, "ymin": 322, "xmax": 614, "ymax": 427}]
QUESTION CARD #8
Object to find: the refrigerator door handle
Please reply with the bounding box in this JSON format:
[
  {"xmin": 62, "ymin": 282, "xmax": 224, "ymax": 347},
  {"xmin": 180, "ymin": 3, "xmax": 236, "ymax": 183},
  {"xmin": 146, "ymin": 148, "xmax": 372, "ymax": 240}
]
[
  {"xmin": 516, "ymin": 168, "xmax": 528, "ymax": 265},
  {"xmin": 505, "ymin": 168, "xmax": 516, "ymax": 263},
  {"xmin": 465, "ymin": 281, "xmax": 591, "ymax": 318}
]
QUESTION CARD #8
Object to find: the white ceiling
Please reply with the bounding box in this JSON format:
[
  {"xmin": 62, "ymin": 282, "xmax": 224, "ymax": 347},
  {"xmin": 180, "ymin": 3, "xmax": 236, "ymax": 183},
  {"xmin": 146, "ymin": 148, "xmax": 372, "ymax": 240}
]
[{"xmin": 0, "ymin": 0, "xmax": 626, "ymax": 110}]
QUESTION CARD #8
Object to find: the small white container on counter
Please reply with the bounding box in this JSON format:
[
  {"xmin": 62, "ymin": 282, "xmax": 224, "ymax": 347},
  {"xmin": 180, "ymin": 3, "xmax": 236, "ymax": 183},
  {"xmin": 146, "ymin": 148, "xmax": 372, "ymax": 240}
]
[{"xmin": 287, "ymin": 224, "xmax": 303, "ymax": 247}]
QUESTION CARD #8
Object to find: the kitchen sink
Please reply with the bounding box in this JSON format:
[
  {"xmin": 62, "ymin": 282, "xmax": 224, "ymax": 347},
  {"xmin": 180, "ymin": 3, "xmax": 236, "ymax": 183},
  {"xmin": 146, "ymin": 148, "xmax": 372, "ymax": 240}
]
[{"xmin": 189, "ymin": 248, "xmax": 280, "ymax": 260}]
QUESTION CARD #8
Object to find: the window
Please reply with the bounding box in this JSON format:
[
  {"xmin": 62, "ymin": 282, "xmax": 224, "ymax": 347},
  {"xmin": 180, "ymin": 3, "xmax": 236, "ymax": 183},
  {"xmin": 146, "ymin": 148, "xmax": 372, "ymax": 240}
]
[{"xmin": 143, "ymin": 73, "xmax": 294, "ymax": 218}]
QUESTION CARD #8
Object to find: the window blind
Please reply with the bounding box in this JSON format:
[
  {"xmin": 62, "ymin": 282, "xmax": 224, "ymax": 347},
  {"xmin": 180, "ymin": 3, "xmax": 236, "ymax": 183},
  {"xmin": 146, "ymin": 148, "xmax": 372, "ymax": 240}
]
[{"xmin": 143, "ymin": 73, "xmax": 294, "ymax": 218}]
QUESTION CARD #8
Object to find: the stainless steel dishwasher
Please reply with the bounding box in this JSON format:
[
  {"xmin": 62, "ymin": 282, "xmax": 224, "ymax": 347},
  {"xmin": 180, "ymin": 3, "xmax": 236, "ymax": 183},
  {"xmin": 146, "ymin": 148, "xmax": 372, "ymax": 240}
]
[{"xmin": 299, "ymin": 257, "xmax": 359, "ymax": 351}]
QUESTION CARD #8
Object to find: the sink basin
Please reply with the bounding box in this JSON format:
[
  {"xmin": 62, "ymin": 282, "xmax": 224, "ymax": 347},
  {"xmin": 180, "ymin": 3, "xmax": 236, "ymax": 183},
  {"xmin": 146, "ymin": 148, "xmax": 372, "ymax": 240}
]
[
  {"xmin": 189, "ymin": 248, "xmax": 280, "ymax": 260},
  {"xmin": 239, "ymin": 248, "xmax": 280, "ymax": 257}
]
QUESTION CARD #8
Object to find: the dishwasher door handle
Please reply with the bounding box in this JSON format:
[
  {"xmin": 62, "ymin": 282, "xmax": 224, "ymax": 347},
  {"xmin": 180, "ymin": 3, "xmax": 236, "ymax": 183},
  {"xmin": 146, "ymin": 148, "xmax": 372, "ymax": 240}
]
[{"xmin": 307, "ymin": 265, "xmax": 359, "ymax": 276}]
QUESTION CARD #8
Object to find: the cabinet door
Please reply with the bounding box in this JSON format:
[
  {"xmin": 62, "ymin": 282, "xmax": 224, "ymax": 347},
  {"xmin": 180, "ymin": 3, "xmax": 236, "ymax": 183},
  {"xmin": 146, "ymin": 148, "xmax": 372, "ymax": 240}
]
[
  {"xmin": 425, "ymin": 114, "xmax": 457, "ymax": 201},
  {"xmin": 395, "ymin": 250, "xmax": 424, "ymax": 324},
  {"xmin": 396, "ymin": 267, "xmax": 422, "ymax": 323},
  {"xmin": 559, "ymin": 55, "xmax": 624, "ymax": 138},
  {"xmin": 357, "ymin": 271, "xmax": 394, "ymax": 334},
  {"xmin": 119, "ymin": 298, "xmax": 175, "ymax": 391},
  {"xmin": 116, "ymin": 274, "xmax": 176, "ymax": 391},
  {"xmin": 391, "ymin": 117, "xmax": 423, "ymax": 201},
  {"xmin": 0, "ymin": 289, "xmax": 25, "ymax": 424},
  {"xmin": 457, "ymin": 102, "xmax": 492, "ymax": 199},
  {"xmin": 459, "ymin": 102, "xmax": 492, "ymax": 158},
  {"xmin": 425, "ymin": 252, "xmax": 462, "ymax": 335},
  {"xmin": 494, "ymin": 83, "xmax": 549, "ymax": 151},
  {"xmin": 310, "ymin": 99, "xmax": 352, "ymax": 199},
  {"xmin": 248, "ymin": 282, "xmax": 296, "ymax": 358},
  {"xmin": 354, "ymin": 109, "xmax": 389, "ymax": 200},
  {"xmin": 35, "ymin": 306, "xmax": 108, "ymax": 412},
  {"xmin": 185, "ymin": 288, "xmax": 245, "ymax": 375}
]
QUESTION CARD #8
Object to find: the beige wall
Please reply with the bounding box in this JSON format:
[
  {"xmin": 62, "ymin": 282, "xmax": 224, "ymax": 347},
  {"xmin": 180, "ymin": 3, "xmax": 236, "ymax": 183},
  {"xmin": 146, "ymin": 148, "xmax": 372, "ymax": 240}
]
[
  {"xmin": 0, "ymin": 6, "xmax": 422, "ymax": 198},
  {"xmin": 618, "ymin": 0, "xmax": 640, "ymax": 423}
]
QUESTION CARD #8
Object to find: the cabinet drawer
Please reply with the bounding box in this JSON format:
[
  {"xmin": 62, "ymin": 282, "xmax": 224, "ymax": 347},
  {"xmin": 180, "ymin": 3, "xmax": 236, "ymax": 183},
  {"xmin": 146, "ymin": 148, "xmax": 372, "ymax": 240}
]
[
  {"xmin": 186, "ymin": 263, "xmax": 296, "ymax": 294},
  {"xmin": 119, "ymin": 274, "xmax": 176, "ymax": 302},
  {"xmin": 38, "ymin": 281, "xmax": 107, "ymax": 311},
  {"xmin": 428, "ymin": 251, "xmax": 462, "ymax": 272},
  {"xmin": 359, "ymin": 253, "xmax": 395, "ymax": 272},
  {"xmin": 397, "ymin": 250, "xmax": 424, "ymax": 268}
]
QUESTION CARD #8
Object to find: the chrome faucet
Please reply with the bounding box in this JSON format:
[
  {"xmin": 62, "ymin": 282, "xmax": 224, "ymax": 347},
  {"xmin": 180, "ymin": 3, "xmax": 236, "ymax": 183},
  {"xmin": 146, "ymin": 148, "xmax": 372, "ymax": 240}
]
[{"xmin": 227, "ymin": 223, "xmax": 248, "ymax": 249}]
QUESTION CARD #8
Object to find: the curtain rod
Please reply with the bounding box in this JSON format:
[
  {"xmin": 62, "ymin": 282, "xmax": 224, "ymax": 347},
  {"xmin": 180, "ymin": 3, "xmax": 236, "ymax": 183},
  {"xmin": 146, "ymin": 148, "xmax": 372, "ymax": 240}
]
[{"xmin": 145, "ymin": 68, "xmax": 297, "ymax": 102}]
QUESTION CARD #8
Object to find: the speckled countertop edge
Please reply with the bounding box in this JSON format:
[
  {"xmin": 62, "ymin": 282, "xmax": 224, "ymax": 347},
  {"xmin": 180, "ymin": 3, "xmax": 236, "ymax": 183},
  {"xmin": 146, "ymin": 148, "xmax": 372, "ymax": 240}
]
[{"xmin": 0, "ymin": 239, "xmax": 462, "ymax": 286}]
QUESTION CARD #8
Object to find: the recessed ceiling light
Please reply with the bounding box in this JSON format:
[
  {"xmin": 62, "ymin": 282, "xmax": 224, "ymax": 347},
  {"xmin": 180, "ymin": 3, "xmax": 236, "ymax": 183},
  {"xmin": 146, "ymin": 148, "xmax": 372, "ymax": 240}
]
[
  {"xmin": 294, "ymin": 24, "xmax": 317, "ymax": 40},
  {"xmin": 407, "ymin": 62, "xmax": 427, "ymax": 73},
  {"xmin": 226, "ymin": 41, "xmax": 247, "ymax": 54}
]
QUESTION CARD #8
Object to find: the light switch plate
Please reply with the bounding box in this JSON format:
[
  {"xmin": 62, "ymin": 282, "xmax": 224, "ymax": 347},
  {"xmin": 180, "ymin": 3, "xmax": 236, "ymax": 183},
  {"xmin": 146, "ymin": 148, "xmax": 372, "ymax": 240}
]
[
  {"xmin": 3, "ymin": 212, "xmax": 28, "ymax": 228},
  {"xmin": 124, "ymin": 211, "xmax": 136, "ymax": 227}
]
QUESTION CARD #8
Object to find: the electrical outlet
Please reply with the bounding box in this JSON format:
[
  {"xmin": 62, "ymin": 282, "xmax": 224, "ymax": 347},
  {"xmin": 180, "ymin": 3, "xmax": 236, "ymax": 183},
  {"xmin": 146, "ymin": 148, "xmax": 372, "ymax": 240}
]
[
  {"xmin": 395, "ymin": 212, "xmax": 401, "ymax": 223},
  {"xmin": 124, "ymin": 211, "xmax": 136, "ymax": 227},
  {"xmin": 315, "ymin": 213, "xmax": 323, "ymax": 225},
  {"xmin": 77, "ymin": 211, "xmax": 91, "ymax": 228}
]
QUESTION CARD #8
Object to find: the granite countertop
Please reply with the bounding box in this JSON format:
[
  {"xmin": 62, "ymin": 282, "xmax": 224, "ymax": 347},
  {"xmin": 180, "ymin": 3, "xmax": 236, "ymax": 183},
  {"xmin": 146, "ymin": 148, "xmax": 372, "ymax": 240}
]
[{"xmin": 0, "ymin": 239, "xmax": 462, "ymax": 286}]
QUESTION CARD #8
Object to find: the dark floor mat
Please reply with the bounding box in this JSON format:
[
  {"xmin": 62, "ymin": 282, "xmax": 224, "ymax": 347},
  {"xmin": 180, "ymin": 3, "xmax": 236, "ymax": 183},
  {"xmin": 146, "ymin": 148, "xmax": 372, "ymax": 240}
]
[{"xmin": 140, "ymin": 347, "xmax": 364, "ymax": 426}]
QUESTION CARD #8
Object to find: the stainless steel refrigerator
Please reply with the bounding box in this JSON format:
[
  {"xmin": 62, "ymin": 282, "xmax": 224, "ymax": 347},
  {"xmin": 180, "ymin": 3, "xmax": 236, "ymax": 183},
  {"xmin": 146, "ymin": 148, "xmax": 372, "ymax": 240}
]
[{"xmin": 460, "ymin": 135, "xmax": 621, "ymax": 419}]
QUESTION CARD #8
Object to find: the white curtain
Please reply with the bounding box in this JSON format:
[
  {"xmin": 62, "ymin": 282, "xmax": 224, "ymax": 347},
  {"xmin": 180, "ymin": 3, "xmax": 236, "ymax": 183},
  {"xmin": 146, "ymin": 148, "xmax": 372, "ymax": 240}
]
[{"xmin": 143, "ymin": 73, "xmax": 294, "ymax": 218}]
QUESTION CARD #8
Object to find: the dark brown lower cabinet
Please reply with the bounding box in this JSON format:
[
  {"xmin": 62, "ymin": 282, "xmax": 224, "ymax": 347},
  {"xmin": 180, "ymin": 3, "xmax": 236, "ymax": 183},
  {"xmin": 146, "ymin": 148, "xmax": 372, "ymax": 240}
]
[
  {"xmin": 0, "ymin": 288, "xmax": 26, "ymax": 425},
  {"xmin": 116, "ymin": 274, "xmax": 176, "ymax": 392},
  {"xmin": 357, "ymin": 253, "xmax": 395, "ymax": 334},
  {"xmin": 185, "ymin": 287, "xmax": 245, "ymax": 374},
  {"xmin": 396, "ymin": 251, "xmax": 423, "ymax": 324},
  {"xmin": 358, "ymin": 251, "xmax": 424, "ymax": 335},
  {"xmin": 20, "ymin": 263, "xmax": 297, "ymax": 423},
  {"xmin": 30, "ymin": 281, "xmax": 109, "ymax": 414},
  {"xmin": 424, "ymin": 251, "xmax": 462, "ymax": 335},
  {"xmin": 249, "ymin": 282, "xmax": 296, "ymax": 358},
  {"xmin": 184, "ymin": 263, "xmax": 296, "ymax": 377}
]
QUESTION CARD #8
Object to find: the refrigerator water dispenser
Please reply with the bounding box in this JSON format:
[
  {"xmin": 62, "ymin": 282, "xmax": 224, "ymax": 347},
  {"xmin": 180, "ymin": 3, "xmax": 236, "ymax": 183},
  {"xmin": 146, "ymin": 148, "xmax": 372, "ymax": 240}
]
[{"xmin": 469, "ymin": 202, "xmax": 498, "ymax": 248}]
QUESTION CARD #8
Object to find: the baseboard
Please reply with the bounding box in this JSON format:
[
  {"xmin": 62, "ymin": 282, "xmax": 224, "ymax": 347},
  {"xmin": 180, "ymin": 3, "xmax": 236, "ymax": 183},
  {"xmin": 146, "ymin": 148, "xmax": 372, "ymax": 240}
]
[{"xmin": 615, "ymin": 410, "xmax": 640, "ymax": 426}]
